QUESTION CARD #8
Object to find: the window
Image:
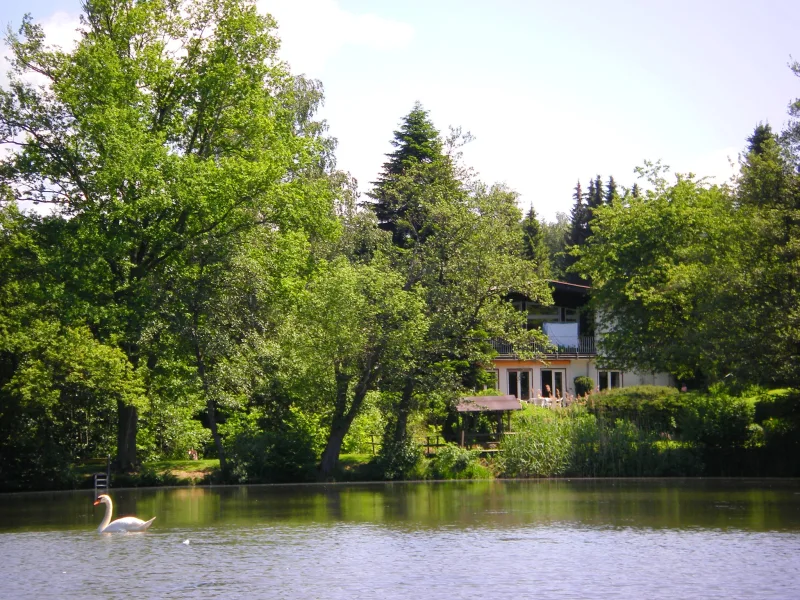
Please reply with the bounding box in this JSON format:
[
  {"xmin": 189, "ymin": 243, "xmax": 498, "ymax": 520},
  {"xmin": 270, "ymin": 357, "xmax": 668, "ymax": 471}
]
[
  {"xmin": 508, "ymin": 370, "xmax": 531, "ymax": 400},
  {"xmin": 562, "ymin": 308, "xmax": 578, "ymax": 323},
  {"xmin": 540, "ymin": 369, "xmax": 566, "ymax": 398},
  {"xmin": 598, "ymin": 370, "xmax": 622, "ymax": 391}
]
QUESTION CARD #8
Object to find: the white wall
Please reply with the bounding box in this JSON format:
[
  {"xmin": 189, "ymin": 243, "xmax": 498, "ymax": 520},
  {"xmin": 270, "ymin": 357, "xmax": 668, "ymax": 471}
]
[{"xmin": 494, "ymin": 360, "xmax": 674, "ymax": 398}]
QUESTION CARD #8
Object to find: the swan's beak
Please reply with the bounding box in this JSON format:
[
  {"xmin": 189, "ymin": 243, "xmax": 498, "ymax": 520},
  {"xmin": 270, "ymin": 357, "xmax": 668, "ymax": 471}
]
[{"xmin": 93, "ymin": 499, "xmax": 101, "ymax": 506}]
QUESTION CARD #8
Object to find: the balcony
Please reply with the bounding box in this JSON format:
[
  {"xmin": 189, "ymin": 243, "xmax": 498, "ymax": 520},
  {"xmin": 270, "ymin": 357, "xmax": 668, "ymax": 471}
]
[{"xmin": 490, "ymin": 336, "xmax": 596, "ymax": 359}]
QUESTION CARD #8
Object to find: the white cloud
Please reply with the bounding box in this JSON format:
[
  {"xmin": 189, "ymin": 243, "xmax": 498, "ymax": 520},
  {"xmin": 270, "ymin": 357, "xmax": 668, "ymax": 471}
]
[
  {"xmin": 258, "ymin": 0, "xmax": 413, "ymax": 76},
  {"xmin": 1, "ymin": 11, "xmax": 81, "ymax": 84}
]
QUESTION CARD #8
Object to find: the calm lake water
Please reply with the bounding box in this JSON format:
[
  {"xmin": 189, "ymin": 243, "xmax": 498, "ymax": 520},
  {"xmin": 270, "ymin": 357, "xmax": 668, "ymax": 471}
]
[{"xmin": 0, "ymin": 479, "xmax": 798, "ymax": 599}]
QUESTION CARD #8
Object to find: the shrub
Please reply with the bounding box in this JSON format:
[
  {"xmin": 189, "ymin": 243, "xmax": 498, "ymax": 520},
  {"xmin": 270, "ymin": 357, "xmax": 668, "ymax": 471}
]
[
  {"xmin": 498, "ymin": 404, "xmax": 704, "ymax": 478},
  {"xmin": 374, "ymin": 437, "xmax": 427, "ymax": 481},
  {"xmin": 574, "ymin": 376, "xmax": 594, "ymax": 397},
  {"xmin": 587, "ymin": 385, "xmax": 682, "ymax": 434},
  {"xmin": 224, "ymin": 409, "xmax": 319, "ymax": 484},
  {"xmin": 500, "ymin": 407, "xmax": 574, "ymax": 477},
  {"xmin": 427, "ymin": 443, "xmax": 492, "ymax": 479},
  {"xmin": 679, "ymin": 390, "xmax": 754, "ymax": 449}
]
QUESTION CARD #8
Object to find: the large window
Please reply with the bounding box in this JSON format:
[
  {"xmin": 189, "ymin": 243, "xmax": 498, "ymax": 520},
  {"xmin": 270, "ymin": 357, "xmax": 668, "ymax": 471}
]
[{"xmin": 598, "ymin": 370, "xmax": 622, "ymax": 391}]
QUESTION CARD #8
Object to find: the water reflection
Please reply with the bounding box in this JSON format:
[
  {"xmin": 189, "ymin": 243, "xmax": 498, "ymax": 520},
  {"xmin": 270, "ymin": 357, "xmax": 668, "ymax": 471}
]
[
  {"xmin": 0, "ymin": 480, "xmax": 799, "ymax": 600},
  {"xmin": 0, "ymin": 479, "xmax": 798, "ymax": 533}
]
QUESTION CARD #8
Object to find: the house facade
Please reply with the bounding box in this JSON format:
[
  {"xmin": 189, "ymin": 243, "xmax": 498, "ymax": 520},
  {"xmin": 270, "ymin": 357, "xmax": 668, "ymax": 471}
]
[{"xmin": 490, "ymin": 281, "xmax": 674, "ymax": 402}]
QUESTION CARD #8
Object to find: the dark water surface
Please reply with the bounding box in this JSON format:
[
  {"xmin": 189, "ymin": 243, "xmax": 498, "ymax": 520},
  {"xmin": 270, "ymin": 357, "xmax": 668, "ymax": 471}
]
[{"xmin": 0, "ymin": 479, "xmax": 798, "ymax": 599}]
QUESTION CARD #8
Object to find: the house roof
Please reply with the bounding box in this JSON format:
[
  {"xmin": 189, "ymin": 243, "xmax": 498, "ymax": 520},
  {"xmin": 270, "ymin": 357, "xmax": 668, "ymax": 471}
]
[{"xmin": 456, "ymin": 395, "xmax": 523, "ymax": 412}]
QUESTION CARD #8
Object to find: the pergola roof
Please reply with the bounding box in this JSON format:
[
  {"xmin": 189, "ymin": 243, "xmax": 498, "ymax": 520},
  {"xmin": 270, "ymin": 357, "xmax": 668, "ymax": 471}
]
[{"xmin": 456, "ymin": 395, "xmax": 522, "ymax": 412}]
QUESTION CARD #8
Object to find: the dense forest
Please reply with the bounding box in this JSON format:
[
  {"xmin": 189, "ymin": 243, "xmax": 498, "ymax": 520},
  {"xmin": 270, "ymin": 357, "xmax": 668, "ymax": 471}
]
[{"xmin": 0, "ymin": 0, "xmax": 798, "ymax": 490}]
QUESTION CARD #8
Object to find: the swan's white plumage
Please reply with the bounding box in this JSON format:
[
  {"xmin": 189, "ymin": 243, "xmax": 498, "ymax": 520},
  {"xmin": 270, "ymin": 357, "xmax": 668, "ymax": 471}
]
[{"xmin": 94, "ymin": 494, "xmax": 155, "ymax": 533}]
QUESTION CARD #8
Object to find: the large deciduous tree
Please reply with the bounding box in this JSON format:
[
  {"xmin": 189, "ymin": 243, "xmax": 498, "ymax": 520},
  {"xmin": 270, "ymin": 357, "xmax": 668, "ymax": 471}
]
[{"xmin": 0, "ymin": 0, "xmax": 336, "ymax": 469}]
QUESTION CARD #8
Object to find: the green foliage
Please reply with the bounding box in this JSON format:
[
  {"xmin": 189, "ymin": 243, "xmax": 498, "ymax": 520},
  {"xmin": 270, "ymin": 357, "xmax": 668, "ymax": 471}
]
[
  {"xmin": 499, "ymin": 405, "xmax": 704, "ymax": 478},
  {"xmin": 341, "ymin": 391, "xmax": 385, "ymax": 454},
  {"xmin": 0, "ymin": 0, "xmax": 338, "ymax": 473},
  {"xmin": 575, "ymin": 166, "xmax": 747, "ymax": 383},
  {"xmin": 224, "ymin": 409, "xmax": 318, "ymax": 484},
  {"xmin": 680, "ymin": 388, "xmax": 754, "ymax": 449},
  {"xmin": 374, "ymin": 437, "xmax": 426, "ymax": 481},
  {"xmin": 587, "ymin": 385, "xmax": 683, "ymax": 434},
  {"xmin": 427, "ymin": 444, "xmax": 492, "ymax": 479},
  {"xmin": 520, "ymin": 205, "xmax": 550, "ymax": 277},
  {"xmin": 499, "ymin": 409, "xmax": 575, "ymax": 477},
  {"xmin": 541, "ymin": 212, "xmax": 571, "ymax": 280},
  {"xmin": 573, "ymin": 375, "xmax": 594, "ymax": 397}
]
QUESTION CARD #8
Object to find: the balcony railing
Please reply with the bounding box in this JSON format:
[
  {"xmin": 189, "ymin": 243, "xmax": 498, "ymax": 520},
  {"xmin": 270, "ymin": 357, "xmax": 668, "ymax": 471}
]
[{"xmin": 491, "ymin": 336, "xmax": 596, "ymax": 358}]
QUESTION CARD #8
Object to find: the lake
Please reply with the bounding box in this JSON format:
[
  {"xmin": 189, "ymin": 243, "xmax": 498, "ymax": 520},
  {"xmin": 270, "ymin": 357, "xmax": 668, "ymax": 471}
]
[{"xmin": 0, "ymin": 479, "xmax": 798, "ymax": 599}]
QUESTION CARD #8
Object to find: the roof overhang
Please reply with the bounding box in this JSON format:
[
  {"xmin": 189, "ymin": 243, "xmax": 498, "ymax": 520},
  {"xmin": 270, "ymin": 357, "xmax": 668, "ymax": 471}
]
[{"xmin": 456, "ymin": 395, "xmax": 523, "ymax": 412}]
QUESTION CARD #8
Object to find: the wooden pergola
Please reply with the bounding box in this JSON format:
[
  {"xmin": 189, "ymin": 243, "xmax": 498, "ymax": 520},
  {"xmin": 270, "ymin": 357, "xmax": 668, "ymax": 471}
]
[{"xmin": 455, "ymin": 395, "xmax": 523, "ymax": 448}]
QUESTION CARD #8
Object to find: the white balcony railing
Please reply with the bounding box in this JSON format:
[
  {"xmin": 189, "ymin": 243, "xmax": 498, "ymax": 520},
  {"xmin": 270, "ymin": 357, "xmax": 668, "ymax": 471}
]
[{"xmin": 490, "ymin": 336, "xmax": 596, "ymax": 358}]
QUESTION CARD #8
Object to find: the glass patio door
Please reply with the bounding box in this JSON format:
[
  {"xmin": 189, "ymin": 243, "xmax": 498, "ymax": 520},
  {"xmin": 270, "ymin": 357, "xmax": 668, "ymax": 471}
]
[
  {"xmin": 507, "ymin": 370, "xmax": 531, "ymax": 400},
  {"xmin": 541, "ymin": 369, "xmax": 566, "ymax": 397}
]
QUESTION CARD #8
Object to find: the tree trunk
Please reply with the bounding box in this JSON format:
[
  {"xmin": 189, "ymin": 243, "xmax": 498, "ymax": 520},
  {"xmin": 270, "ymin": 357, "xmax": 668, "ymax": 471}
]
[
  {"xmin": 319, "ymin": 364, "xmax": 378, "ymax": 478},
  {"xmin": 319, "ymin": 417, "xmax": 350, "ymax": 478},
  {"xmin": 389, "ymin": 377, "xmax": 415, "ymax": 446},
  {"xmin": 116, "ymin": 401, "xmax": 138, "ymax": 471},
  {"xmin": 205, "ymin": 398, "xmax": 227, "ymax": 473},
  {"xmin": 193, "ymin": 341, "xmax": 227, "ymax": 473}
]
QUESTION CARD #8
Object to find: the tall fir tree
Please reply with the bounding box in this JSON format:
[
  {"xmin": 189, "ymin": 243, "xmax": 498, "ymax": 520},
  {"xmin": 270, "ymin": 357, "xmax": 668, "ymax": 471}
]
[
  {"xmin": 521, "ymin": 205, "xmax": 550, "ymax": 277},
  {"xmin": 747, "ymin": 122, "xmax": 774, "ymax": 156},
  {"xmin": 564, "ymin": 180, "xmax": 589, "ymax": 283},
  {"xmin": 368, "ymin": 102, "xmax": 444, "ymax": 247},
  {"xmin": 605, "ymin": 176, "xmax": 618, "ymax": 204}
]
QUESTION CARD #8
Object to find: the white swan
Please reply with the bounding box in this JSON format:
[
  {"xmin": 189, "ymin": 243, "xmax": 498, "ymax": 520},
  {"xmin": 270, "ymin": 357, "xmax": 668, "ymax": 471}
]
[{"xmin": 93, "ymin": 494, "xmax": 156, "ymax": 533}]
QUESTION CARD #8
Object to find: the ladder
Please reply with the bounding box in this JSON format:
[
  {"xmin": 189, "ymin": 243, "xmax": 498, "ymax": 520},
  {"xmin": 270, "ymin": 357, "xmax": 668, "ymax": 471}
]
[
  {"xmin": 93, "ymin": 472, "xmax": 108, "ymax": 493},
  {"xmin": 93, "ymin": 455, "xmax": 111, "ymax": 494}
]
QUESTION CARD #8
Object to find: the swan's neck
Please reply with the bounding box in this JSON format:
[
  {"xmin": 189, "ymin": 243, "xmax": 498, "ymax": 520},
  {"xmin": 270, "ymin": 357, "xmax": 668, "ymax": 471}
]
[{"xmin": 98, "ymin": 499, "xmax": 113, "ymax": 532}]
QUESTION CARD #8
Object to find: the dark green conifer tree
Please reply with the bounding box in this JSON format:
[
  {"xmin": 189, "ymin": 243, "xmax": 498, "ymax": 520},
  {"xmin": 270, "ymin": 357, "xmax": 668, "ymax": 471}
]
[
  {"xmin": 605, "ymin": 176, "xmax": 618, "ymax": 204},
  {"xmin": 368, "ymin": 102, "xmax": 443, "ymax": 247},
  {"xmin": 747, "ymin": 122, "xmax": 774, "ymax": 156},
  {"xmin": 521, "ymin": 204, "xmax": 550, "ymax": 277},
  {"xmin": 564, "ymin": 180, "xmax": 589, "ymax": 283}
]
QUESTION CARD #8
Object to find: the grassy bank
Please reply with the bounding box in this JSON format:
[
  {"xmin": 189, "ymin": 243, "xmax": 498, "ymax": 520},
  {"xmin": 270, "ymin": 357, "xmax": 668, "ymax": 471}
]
[{"xmin": 76, "ymin": 459, "xmax": 220, "ymax": 489}]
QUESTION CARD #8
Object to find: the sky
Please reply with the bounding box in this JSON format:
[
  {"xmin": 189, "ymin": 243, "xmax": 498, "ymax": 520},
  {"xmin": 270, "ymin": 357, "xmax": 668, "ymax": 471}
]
[{"xmin": 1, "ymin": 0, "xmax": 799, "ymax": 221}]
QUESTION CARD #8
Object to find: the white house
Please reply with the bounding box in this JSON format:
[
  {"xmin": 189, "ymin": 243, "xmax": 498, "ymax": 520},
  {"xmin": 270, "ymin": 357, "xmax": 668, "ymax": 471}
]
[{"xmin": 489, "ymin": 281, "xmax": 674, "ymax": 403}]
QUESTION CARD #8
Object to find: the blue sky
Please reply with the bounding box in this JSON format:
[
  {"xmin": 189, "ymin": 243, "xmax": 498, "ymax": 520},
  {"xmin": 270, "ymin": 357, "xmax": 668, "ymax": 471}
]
[{"xmin": 2, "ymin": 0, "xmax": 799, "ymax": 220}]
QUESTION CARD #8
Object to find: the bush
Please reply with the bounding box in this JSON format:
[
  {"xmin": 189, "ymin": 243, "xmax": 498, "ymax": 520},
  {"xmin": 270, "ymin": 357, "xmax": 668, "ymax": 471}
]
[
  {"xmin": 574, "ymin": 376, "xmax": 594, "ymax": 397},
  {"xmin": 374, "ymin": 437, "xmax": 426, "ymax": 480},
  {"xmin": 498, "ymin": 404, "xmax": 704, "ymax": 478},
  {"xmin": 427, "ymin": 444, "xmax": 492, "ymax": 479},
  {"xmin": 587, "ymin": 385, "xmax": 682, "ymax": 434},
  {"xmin": 680, "ymin": 390, "xmax": 754, "ymax": 449},
  {"xmin": 224, "ymin": 409, "xmax": 319, "ymax": 484}
]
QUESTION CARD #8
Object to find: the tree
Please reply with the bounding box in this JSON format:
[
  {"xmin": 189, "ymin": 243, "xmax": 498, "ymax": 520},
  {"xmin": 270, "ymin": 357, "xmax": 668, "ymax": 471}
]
[
  {"xmin": 0, "ymin": 0, "xmax": 337, "ymax": 469},
  {"xmin": 563, "ymin": 180, "xmax": 589, "ymax": 283},
  {"xmin": 282, "ymin": 257, "xmax": 428, "ymax": 477},
  {"xmin": 369, "ymin": 129, "xmax": 551, "ymax": 475},
  {"xmin": 542, "ymin": 211, "xmax": 571, "ymax": 280},
  {"xmin": 747, "ymin": 123, "xmax": 774, "ymax": 155},
  {"xmin": 736, "ymin": 123, "xmax": 800, "ymax": 385},
  {"xmin": 368, "ymin": 102, "xmax": 444, "ymax": 247},
  {"xmin": 520, "ymin": 204, "xmax": 550, "ymax": 277},
  {"xmin": 605, "ymin": 176, "xmax": 618, "ymax": 204},
  {"xmin": 574, "ymin": 166, "xmax": 745, "ymax": 383}
]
